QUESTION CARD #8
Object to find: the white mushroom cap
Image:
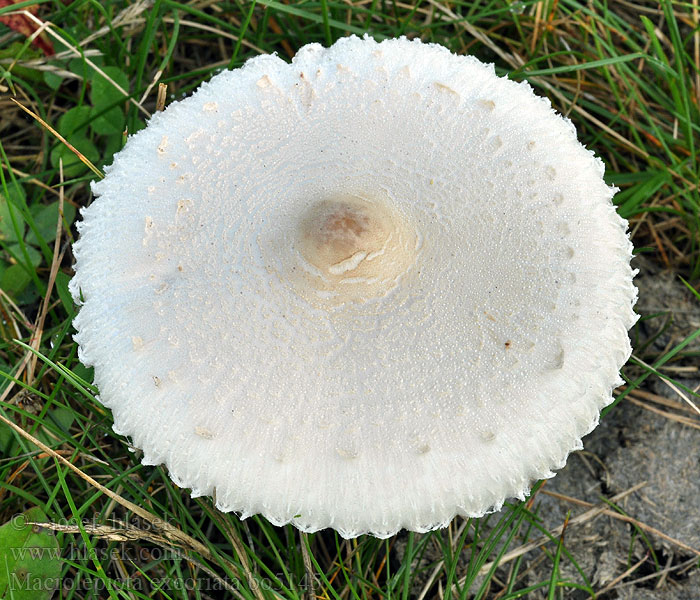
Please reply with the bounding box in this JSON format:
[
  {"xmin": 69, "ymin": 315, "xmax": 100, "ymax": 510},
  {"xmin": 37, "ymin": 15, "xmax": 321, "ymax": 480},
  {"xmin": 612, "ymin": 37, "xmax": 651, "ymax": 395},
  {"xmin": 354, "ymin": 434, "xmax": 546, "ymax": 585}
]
[{"xmin": 70, "ymin": 35, "xmax": 637, "ymax": 538}]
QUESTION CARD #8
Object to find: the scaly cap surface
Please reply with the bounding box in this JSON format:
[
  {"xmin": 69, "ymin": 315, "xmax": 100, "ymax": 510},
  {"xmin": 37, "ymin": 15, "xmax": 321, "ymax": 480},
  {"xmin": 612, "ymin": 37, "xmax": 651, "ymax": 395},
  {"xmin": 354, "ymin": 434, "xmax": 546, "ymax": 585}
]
[{"xmin": 70, "ymin": 35, "xmax": 637, "ymax": 538}]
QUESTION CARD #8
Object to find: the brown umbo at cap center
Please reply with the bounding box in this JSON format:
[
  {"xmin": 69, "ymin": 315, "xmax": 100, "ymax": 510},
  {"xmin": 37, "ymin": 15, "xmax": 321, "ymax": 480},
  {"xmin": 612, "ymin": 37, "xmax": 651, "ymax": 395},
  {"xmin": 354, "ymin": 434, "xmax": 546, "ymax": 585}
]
[
  {"xmin": 299, "ymin": 198, "xmax": 392, "ymax": 275},
  {"xmin": 296, "ymin": 196, "xmax": 419, "ymax": 304}
]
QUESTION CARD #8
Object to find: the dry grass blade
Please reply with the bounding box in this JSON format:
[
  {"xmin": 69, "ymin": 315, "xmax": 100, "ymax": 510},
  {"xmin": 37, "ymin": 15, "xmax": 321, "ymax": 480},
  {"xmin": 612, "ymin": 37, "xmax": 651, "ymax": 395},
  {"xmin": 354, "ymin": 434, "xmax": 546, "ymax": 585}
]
[
  {"xmin": 20, "ymin": 9, "xmax": 150, "ymax": 118},
  {"xmin": 161, "ymin": 16, "xmax": 265, "ymax": 55},
  {"xmin": 627, "ymin": 396, "xmax": 700, "ymax": 431},
  {"xmin": 425, "ymin": 0, "xmax": 522, "ymax": 68},
  {"xmin": 542, "ymin": 489, "xmax": 700, "ymax": 556},
  {"xmin": 0, "ymin": 288, "xmax": 29, "ymax": 335},
  {"xmin": 78, "ymin": 0, "xmax": 153, "ymax": 47},
  {"xmin": 10, "ymin": 98, "xmax": 104, "ymax": 179},
  {"xmin": 632, "ymin": 354, "xmax": 700, "ymax": 417},
  {"xmin": 26, "ymin": 159, "xmax": 64, "ymax": 384},
  {"xmin": 206, "ymin": 507, "xmax": 266, "ymax": 600},
  {"xmin": 155, "ymin": 82, "xmax": 167, "ymax": 112},
  {"xmin": 0, "ymin": 410, "xmax": 238, "ymax": 572},
  {"xmin": 0, "ymin": 163, "xmax": 60, "ymax": 196},
  {"xmin": 596, "ymin": 552, "xmax": 650, "ymax": 596},
  {"xmin": 21, "ymin": 520, "xmax": 245, "ymax": 598},
  {"xmin": 470, "ymin": 482, "xmax": 648, "ymax": 579},
  {"xmin": 416, "ymin": 519, "xmax": 470, "ymax": 600},
  {"xmin": 610, "ymin": 556, "xmax": 700, "ymax": 592},
  {"xmin": 626, "ymin": 387, "xmax": 700, "ymax": 415},
  {"xmin": 300, "ymin": 531, "xmax": 317, "ymax": 600},
  {"xmin": 27, "ymin": 519, "xmax": 198, "ymax": 546}
]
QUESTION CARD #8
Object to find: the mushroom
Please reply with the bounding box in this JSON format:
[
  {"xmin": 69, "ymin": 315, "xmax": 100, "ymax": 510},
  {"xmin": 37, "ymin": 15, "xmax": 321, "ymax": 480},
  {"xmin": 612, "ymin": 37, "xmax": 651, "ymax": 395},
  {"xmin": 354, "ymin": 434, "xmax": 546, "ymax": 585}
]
[{"xmin": 70, "ymin": 35, "xmax": 637, "ymax": 538}]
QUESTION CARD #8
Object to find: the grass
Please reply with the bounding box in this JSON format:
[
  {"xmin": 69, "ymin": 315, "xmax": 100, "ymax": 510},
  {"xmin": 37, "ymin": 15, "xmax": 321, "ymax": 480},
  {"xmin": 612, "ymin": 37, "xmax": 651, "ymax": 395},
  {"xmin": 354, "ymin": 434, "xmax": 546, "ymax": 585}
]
[{"xmin": 1, "ymin": 0, "xmax": 699, "ymax": 598}]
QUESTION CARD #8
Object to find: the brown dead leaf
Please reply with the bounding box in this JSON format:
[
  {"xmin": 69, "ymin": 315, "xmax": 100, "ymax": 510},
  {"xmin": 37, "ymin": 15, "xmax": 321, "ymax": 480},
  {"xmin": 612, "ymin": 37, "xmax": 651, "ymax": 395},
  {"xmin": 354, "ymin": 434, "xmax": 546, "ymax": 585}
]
[{"xmin": 0, "ymin": 1, "xmax": 54, "ymax": 56}]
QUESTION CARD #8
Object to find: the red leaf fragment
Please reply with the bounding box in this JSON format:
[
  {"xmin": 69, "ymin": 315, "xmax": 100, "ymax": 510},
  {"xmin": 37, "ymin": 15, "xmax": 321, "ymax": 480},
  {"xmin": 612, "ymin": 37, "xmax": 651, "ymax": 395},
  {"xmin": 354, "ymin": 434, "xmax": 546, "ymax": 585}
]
[{"xmin": 0, "ymin": 1, "xmax": 55, "ymax": 56}]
